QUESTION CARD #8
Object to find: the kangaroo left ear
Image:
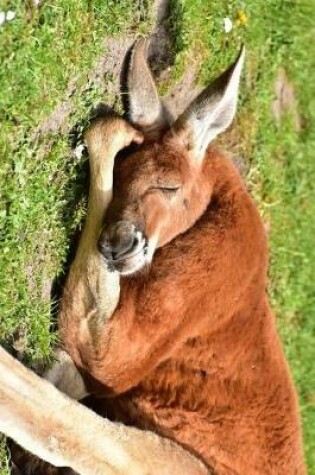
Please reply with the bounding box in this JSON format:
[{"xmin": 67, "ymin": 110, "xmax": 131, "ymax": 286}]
[
  {"xmin": 127, "ymin": 38, "xmax": 171, "ymax": 137},
  {"xmin": 173, "ymin": 46, "xmax": 245, "ymax": 162}
]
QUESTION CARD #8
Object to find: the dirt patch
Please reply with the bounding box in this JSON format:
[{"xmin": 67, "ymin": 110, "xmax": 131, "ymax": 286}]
[
  {"xmin": 25, "ymin": 230, "xmax": 54, "ymax": 304},
  {"xmin": 32, "ymin": 37, "xmax": 135, "ymax": 140},
  {"xmin": 31, "ymin": 0, "xmax": 201, "ymax": 140},
  {"xmin": 88, "ymin": 36, "xmax": 134, "ymax": 96},
  {"xmin": 32, "ymin": 1, "xmax": 174, "ymax": 141},
  {"xmin": 150, "ymin": 0, "xmax": 200, "ymax": 118},
  {"xmin": 33, "ymin": 101, "xmax": 73, "ymax": 138},
  {"xmin": 149, "ymin": 0, "xmax": 174, "ymax": 70},
  {"xmin": 272, "ymin": 67, "xmax": 301, "ymax": 131},
  {"xmin": 164, "ymin": 69, "xmax": 201, "ymax": 118}
]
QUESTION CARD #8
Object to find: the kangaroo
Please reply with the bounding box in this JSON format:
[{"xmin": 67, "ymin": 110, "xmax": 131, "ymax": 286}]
[{"xmin": 1, "ymin": 39, "xmax": 305, "ymax": 474}]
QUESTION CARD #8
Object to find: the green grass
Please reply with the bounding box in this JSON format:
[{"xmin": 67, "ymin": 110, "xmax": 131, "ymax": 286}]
[{"xmin": 0, "ymin": 0, "xmax": 314, "ymax": 473}]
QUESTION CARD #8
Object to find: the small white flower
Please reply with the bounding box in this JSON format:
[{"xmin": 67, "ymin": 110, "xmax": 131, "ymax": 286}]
[
  {"xmin": 6, "ymin": 10, "xmax": 16, "ymax": 21},
  {"xmin": 0, "ymin": 12, "xmax": 6, "ymax": 26},
  {"xmin": 0, "ymin": 10, "xmax": 16, "ymax": 26},
  {"xmin": 223, "ymin": 17, "xmax": 233, "ymax": 33},
  {"xmin": 74, "ymin": 143, "xmax": 85, "ymax": 159}
]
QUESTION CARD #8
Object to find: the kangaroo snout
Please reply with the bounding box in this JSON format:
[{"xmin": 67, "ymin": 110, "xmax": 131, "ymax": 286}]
[{"xmin": 98, "ymin": 221, "xmax": 145, "ymax": 263}]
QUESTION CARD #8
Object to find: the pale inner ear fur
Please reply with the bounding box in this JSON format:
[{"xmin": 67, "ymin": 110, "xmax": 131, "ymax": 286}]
[{"xmin": 173, "ymin": 46, "xmax": 245, "ymax": 162}]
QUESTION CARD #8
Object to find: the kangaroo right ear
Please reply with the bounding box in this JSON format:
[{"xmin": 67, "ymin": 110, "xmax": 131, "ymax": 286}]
[
  {"xmin": 127, "ymin": 38, "xmax": 171, "ymax": 137},
  {"xmin": 173, "ymin": 46, "xmax": 245, "ymax": 162}
]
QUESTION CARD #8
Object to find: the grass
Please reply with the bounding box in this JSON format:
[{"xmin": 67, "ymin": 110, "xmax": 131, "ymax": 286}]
[{"xmin": 0, "ymin": 0, "xmax": 314, "ymax": 472}]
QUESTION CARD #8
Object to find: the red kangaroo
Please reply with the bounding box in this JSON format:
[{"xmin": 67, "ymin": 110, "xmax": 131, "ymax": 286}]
[{"xmin": 1, "ymin": 39, "xmax": 305, "ymax": 474}]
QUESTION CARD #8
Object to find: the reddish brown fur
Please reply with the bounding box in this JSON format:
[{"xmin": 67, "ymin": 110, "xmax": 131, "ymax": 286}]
[{"xmin": 60, "ymin": 132, "xmax": 305, "ymax": 474}]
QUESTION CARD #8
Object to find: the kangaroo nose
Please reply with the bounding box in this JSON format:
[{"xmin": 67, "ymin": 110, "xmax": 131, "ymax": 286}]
[{"xmin": 98, "ymin": 221, "xmax": 139, "ymax": 261}]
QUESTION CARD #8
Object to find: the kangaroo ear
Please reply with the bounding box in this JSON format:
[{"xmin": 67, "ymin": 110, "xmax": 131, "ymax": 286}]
[
  {"xmin": 127, "ymin": 38, "xmax": 171, "ymax": 137},
  {"xmin": 173, "ymin": 46, "xmax": 245, "ymax": 161}
]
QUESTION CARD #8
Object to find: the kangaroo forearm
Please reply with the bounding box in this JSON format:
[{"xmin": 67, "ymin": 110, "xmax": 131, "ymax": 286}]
[
  {"xmin": 61, "ymin": 119, "xmax": 122, "ymax": 324},
  {"xmin": 59, "ymin": 117, "xmax": 143, "ymax": 334}
]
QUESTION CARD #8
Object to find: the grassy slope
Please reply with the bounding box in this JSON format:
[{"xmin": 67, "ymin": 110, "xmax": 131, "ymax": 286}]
[
  {"xmin": 0, "ymin": 0, "xmax": 314, "ymax": 472},
  {"xmin": 0, "ymin": 0, "xmax": 151, "ymax": 357},
  {"xmin": 0, "ymin": 1, "xmax": 152, "ymax": 471}
]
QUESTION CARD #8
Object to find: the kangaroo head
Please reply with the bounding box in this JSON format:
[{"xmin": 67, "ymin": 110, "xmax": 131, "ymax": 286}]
[{"xmin": 99, "ymin": 39, "xmax": 245, "ymax": 275}]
